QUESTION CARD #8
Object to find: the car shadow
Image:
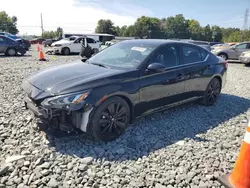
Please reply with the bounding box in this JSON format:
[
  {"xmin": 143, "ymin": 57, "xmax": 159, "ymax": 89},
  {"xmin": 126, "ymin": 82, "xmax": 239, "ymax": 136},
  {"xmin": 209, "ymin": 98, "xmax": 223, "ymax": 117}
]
[
  {"xmin": 41, "ymin": 93, "xmax": 250, "ymax": 162},
  {"xmin": 0, "ymin": 54, "xmax": 32, "ymax": 58}
]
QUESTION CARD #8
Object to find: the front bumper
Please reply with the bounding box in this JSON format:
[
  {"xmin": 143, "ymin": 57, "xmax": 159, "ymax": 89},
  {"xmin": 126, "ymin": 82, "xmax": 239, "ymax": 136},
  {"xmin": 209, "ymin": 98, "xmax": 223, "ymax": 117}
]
[
  {"xmin": 239, "ymin": 56, "xmax": 250, "ymax": 64},
  {"xmin": 24, "ymin": 97, "xmax": 51, "ymax": 119},
  {"xmin": 23, "ymin": 94, "xmax": 93, "ymax": 133},
  {"xmin": 47, "ymin": 46, "xmax": 62, "ymax": 54}
]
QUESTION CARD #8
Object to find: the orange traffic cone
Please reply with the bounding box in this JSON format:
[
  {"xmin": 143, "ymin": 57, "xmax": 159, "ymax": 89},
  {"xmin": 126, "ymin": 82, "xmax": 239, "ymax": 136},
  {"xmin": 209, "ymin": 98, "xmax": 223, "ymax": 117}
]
[
  {"xmin": 39, "ymin": 49, "xmax": 46, "ymax": 61},
  {"xmin": 218, "ymin": 120, "xmax": 250, "ymax": 188}
]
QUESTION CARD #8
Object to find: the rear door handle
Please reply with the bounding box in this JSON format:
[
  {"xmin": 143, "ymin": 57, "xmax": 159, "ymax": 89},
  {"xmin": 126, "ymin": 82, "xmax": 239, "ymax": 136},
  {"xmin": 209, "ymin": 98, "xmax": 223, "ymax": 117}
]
[{"xmin": 207, "ymin": 64, "xmax": 212, "ymax": 69}]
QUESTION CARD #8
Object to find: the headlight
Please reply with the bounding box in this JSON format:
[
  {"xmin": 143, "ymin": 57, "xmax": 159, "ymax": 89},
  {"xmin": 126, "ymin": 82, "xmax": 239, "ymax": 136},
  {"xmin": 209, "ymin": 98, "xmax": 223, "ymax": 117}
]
[
  {"xmin": 41, "ymin": 91, "xmax": 90, "ymax": 110},
  {"xmin": 54, "ymin": 44, "xmax": 62, "ymax": 47}
]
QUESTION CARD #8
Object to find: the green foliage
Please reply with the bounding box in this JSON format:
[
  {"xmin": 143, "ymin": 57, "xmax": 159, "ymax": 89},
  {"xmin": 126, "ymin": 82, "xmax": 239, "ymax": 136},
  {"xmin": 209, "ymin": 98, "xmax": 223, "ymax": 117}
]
[
  {"xmin": 0, "ymin": 11, "xmax": 18, "ymax": 34},
  {"xmin": 95, "ymin": 19, "xmax": 117, "ymax": 35},
  {"xmin": 95, "ymin": 15, "xmax": 250, "ymax": 42},
  {"xmin": 42, "ymin": 30, "xmax": 60, "ymax": 39}
]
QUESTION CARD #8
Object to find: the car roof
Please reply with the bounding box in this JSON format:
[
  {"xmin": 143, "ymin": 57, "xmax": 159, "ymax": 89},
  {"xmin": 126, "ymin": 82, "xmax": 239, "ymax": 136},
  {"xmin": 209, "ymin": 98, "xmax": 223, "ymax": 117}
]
[
  {"xmin": 119, "ymin": 39, "xmax": 205, "ymax": 47},
  {"xmin": 0, "ymin": 35, "xmax": 14, "ymax": 40}
]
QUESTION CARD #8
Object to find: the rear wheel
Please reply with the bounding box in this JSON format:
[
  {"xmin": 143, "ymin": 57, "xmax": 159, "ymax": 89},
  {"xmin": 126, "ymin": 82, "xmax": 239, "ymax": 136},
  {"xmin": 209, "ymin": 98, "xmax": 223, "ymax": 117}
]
[
  {"xmin": 218, "ymin": 53, "xmax": 228, "ymax": 60},
  {"xmin": 6, "ymin": 48, "xmax": 17, "ymax": 56},
  {"xmin": 89, "ymin": 97, "xmax": 130, "ymax": 141},
  {"xmin": 200, "ymin": 78, "xmax": 221, "ymax": 106},
  {"xmin": 61, "ymin": 47, "xmax": 70, "ymax": 55}
]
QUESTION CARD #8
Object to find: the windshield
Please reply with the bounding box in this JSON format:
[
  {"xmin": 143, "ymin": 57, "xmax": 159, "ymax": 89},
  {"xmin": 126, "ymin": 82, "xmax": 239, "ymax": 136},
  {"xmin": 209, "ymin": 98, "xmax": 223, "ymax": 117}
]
[{"xmin": 88, "ymin": 42, "xmax": 158, "ymax": 69}]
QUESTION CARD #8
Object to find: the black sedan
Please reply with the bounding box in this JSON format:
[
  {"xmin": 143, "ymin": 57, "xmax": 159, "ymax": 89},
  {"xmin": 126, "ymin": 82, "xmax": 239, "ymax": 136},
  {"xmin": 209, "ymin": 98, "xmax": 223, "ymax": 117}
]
[{"xmin": 21, "ymin": 39, "xmax": 228, "ymax": 141}]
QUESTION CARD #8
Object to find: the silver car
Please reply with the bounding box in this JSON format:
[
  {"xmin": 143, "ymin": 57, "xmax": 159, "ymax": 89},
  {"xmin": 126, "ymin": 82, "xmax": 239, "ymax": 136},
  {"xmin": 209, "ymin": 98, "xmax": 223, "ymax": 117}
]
[
  {"xmin": 239, "ymin": 51, "xmax": 250, "ymax": 65},
  {"xmin": 212, "ymin": 42, "xmax": 250, "ymax": 60}
]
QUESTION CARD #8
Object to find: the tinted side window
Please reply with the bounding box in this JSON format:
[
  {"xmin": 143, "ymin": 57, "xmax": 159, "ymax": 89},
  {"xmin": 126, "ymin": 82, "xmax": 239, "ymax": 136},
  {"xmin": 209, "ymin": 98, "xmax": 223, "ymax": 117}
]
[
  {"xmin": 87, "ymin": 38, "xmax": 95, "ymax": 43},
  {"xmin": 200, "ymin": 48, "xmax": 208, "ymax": 61},
  {"xmin": 74, "ymin": 38, "xmax": 81, "ymax": 43},
  {"xmin": 181, "ymin": 45, "xmax": 202, "ymax": 64},
  {"xmin": 0, "ymin": 37, "xmax": 6, "ymax": 44},
  {"xmin": 235, "ymin": 43, "xmax": 248, "ymax": 49},
  {"xmin": 151, "ymin": 45, "xmax": 179, "ymax": 67}
]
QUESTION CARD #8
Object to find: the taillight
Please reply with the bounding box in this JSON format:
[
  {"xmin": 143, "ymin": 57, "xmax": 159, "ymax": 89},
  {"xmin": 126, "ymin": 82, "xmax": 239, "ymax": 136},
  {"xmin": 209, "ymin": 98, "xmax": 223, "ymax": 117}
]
[{"xmin": 221, "ymin": 61, "xmax": 228, "ymax": 68}]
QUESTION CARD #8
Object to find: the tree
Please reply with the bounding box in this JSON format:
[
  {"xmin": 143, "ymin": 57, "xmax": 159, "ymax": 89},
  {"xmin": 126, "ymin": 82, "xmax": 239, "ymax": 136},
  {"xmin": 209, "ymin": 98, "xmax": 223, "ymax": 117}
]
[
  {"xmin": 133, "ymin": 16, "xmax": 161, "ymax": 38},
  {"xmin": 57, "ymin": 27, "xmax": 63, "ymax": 39},
  {"xmin": 95, "ymin": 14, "xmax": 245, "ymax": 42},
  {"xmin": 187, "ymin": 19, "xmax": 202, "ymax": 40},
  {"xmin": 211, "ymin": 25, "xmax": 223, "ymax": 42},
  {"xmin": 0, "ymin": 11, "xmax": 18, "ymax": 34},
  {"xmin": 95, "ymin": 19, "xmax": 117, "ymax": 35},
  {"xmin": 42, "ymin": 31, "xmax": 59, "ymax": 39}
]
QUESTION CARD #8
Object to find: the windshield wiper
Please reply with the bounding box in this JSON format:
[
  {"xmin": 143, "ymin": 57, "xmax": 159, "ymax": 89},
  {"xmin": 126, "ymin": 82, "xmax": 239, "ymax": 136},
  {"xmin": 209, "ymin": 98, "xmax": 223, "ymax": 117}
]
[{"xmin": 91, "ymin": 63, "xmax": 108, "ymax": 68}]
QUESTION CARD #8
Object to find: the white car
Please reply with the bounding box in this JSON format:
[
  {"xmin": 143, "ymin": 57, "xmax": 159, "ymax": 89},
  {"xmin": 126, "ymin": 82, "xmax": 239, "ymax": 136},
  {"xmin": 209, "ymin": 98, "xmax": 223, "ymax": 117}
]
[{"xmin": 50, "ymin": 36, "xmax": 100, "ymax": 55}]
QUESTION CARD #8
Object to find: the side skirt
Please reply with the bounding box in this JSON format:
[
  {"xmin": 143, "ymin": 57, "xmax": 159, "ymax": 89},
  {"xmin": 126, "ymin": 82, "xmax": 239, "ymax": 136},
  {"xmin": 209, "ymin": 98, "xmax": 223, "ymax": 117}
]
[{"xmin": 135, "ymin": 96, "xmax": 202, "ymax": 120}]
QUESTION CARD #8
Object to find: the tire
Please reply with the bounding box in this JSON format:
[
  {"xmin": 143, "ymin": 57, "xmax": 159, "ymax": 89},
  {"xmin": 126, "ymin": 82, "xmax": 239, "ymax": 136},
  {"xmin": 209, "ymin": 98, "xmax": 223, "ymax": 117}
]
[
  {"xmin": 6, "ymin": 48, "xmax": 17, "ymax": 56},
  {"xmin": 89, "ymin": 96, "xmax": 130, "ymax": 142},
  {"xmin": 200, "ymin": 77, "xmax": 221, "ymax": 106},
  {"xmin": 92, "ymin": 48, "xmax": 99, "ymax": 54},
  {"xmin": 61, "ymin": 47, "xmax": 70, "ymax": 55},
  {"xmin": 218, "ymin": 53, "xmax": 228, "ymax": 60},
  {"xmin": 245, "ymin": 62, "xmax": 250, "ymax": 67}
]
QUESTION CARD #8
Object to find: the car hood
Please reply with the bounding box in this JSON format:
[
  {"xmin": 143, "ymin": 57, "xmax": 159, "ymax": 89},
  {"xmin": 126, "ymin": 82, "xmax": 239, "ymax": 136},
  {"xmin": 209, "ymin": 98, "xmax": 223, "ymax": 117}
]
[
  {"xmin": 22, "ymin": 60, "xmax": 126, "ymax": 99},
  {"xmin": 52, "ymin": 39, "xmax": 72, "ymax": 45}
]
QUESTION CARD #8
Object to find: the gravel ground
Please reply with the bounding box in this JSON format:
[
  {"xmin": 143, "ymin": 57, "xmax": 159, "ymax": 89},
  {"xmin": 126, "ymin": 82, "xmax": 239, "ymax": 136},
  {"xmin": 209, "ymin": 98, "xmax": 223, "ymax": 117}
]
[{"xmin": 1, "ymin": 46, "xmax": 250, "ymax": 188}]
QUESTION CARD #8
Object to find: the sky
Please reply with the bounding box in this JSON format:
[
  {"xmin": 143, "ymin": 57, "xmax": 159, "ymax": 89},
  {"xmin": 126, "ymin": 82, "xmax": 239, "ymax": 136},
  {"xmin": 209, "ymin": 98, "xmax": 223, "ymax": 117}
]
[{"xmin": 1, "ymin": 0, "xmax": 250, "ymax": 35}]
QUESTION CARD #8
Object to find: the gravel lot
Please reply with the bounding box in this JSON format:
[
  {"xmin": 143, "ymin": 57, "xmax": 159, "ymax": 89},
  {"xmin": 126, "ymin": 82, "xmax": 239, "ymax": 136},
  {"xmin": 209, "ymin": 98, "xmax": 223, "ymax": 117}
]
[{"xmin": 1, "ymin": 46, "xmax": 250, "ymax": 188}]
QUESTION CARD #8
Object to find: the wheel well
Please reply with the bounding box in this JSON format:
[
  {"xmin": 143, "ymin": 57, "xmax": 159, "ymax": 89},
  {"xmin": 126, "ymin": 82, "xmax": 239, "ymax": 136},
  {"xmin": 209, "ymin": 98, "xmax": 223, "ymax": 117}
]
[
  {"xmin": 5, "ymin": 47, "xmax": 16, "ymax": 55},
  {"xmin": 110, "ymin": 95, "xmax": 135, "ymax": 123},
  {"xmin": 218, "ymin": 52, "xmax": 228, "ymax": 57},
  {"xmin": 61, "ymin": 47, "xmax": 70, "ymax": 52}
]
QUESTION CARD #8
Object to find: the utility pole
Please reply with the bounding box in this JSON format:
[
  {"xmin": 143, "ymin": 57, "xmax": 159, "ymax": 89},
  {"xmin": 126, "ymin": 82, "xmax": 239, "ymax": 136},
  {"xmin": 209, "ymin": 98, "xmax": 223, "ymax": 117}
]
[
  {"xmin": 241, "ymin": 8, "xmax": 249, "ymax": 42},
  {"xmin": 40, "ymin": 13, "xmax": 44, "ymax": 36}
]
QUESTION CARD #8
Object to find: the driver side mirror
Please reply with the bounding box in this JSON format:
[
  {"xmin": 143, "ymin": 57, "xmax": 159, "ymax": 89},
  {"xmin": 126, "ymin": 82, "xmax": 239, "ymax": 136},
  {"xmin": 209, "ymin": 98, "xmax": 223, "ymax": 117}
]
[{"xmin": 146, "ymin": 63, "xmax": 166, "ymax": 73}]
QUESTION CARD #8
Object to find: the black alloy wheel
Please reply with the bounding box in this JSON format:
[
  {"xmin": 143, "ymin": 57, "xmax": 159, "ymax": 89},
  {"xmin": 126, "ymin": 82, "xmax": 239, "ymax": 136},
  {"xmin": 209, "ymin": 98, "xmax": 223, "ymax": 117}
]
[
  {"xmin": 90, "ymin": 97, "xmax": 130, "ymax": 141},
  {"xmin": 201, "ymin": 78, "xmax": 221, "ymax": 106}
]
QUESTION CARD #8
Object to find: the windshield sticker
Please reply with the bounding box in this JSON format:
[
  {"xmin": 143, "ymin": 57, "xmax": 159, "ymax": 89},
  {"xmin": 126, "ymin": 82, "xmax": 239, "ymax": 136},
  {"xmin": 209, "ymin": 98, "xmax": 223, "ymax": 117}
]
[{"xmin": 131, "ymin": 47, "xmax": 147, "ymax": 52}]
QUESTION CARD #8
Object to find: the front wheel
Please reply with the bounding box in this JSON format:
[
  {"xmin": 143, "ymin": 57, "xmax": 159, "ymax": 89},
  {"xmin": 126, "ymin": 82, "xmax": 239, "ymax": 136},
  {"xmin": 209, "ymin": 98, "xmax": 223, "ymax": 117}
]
[
  {"xmin": 61, "ymin": 47, "xmax": 70, "ymax": 55},
  {"xmin": 89, "ymin": 97, "xmax": 130, "ymax": 142},
  {"xmin": 6, "ymin": 48, "xmax": 17, "ymax": 56},
  {"xmin": 200, "ymin": 78, "xmax": 221, "ymax": 106}
]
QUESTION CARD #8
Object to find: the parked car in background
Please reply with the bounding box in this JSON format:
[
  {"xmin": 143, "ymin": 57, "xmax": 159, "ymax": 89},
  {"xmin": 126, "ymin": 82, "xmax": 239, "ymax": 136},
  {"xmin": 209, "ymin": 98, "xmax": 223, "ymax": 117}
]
[
  {"xmin": 30, "ymin": 38, "xmax": 46, "ymax": 45},
  {"xmin": 212, "ymin": 42, "xmax": 250, "ymax": 60},
  {"xmin": 209, "ymin": 42, "xmax": 223, "ymax": 46},
  {"xmin": 211, "ymin": 42, "xmax": 239, "ymax": 51},
  {"xmin": 0, "ymin": 32, "xmax": 30, "ymax": 50},
  {"xmin": 239, "ymin": 51, "xmax": 250, "ymax": 65},
  {"xmin": 0, "ymin": 35, "xmax": 27, "ymax": 56},
  {"xmin": 50, "ymin": 36, "xmax": 100, "ymax": 55},
  {"xmin": 22, "ymin": 39, "xmax": 227, "ymax": 141},
  {"xmin": 43, "ymin": 38, "xmax": 61, "ymax": 47},
  {"xmin": 171, "ymin": 39, "xmax": 212, "ymax": 51}
]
